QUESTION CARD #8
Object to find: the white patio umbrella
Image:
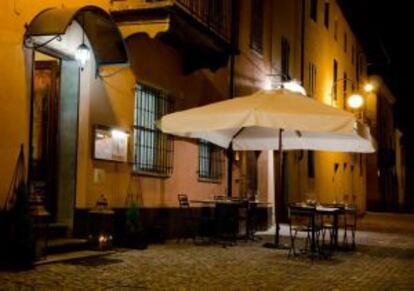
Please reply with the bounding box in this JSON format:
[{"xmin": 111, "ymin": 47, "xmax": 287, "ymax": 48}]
[{"xmin": 157, "ymin": 88, "xmax": 375, "ymax": 247}]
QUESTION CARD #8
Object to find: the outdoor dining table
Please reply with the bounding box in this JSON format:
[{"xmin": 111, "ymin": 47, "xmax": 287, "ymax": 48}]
[
  {"xmin": 291, "ymin": 203, "xmax": 342, "ymax": 256},
  {"xmin": 190, "ymin": 199, "xmax": 270, "ymax": 242}
]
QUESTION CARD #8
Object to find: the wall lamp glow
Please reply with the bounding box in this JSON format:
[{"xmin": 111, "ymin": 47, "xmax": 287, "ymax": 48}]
[
  {"xmin": 263, "ymin": 77, "xmax": 307, "ymax": 96},
  {"xmin": 347, "ymin": 93, "xmax": 364, "ymax": 110},
  {"xmin": 363, "ymin": 83, "xmax": 374, "ymax": 93},
  {"xmin": 76, "ymin": 43, "xmax": 91, "ymax": 70},
  {"xmin": 76, "ymin": 13, "xmax": 91, "ymax": 71}
]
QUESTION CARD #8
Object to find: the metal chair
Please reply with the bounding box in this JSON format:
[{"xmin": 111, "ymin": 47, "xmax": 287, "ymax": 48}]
[
  {"xmin": 246, "ymin": 201, "xmax": 261, "ymax": 241},
  {"xmin": 343, "ymin": 205, "xmax": 357, "ymax": 250},
  {"xmin": 214, "ymin": 201, "xmax": 240, "ymax": 247},
  {"xmin": 288, "ymin": 203, "xmax": 315, "ymax": 257},
  {"xmin": 177, "ymin": 193, "xmax": 195, "ymax": 242},
  {"xmin": 320, "ymin": 213, "xmax": 336, "ymax": 249}
]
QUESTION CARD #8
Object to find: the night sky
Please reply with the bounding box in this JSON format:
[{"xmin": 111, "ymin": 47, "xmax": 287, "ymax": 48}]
[{"xmin": 338, "ymin": 1, "xmax": 412, "ymax": 144}]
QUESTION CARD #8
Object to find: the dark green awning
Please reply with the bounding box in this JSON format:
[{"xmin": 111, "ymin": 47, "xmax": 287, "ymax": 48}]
[{"xmin": 25, "ymin": 6, "xmax": 128, "ymax": 67}]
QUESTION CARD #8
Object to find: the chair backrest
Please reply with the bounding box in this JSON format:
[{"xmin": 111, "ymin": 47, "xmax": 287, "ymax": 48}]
[
  {"xmin": 344, "ymin": 204, "xmax": 357, "ymax": 226},
  {"xmin": 288, "ymin": 203, "xmax": 315, "ymax": 227},
  {"xmin": 178, "ymin": 194, "xmax": 190, "ymax": 208}
]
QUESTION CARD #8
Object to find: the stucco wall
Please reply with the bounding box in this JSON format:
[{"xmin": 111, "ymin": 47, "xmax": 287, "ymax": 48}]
[
  {"xmin": 301, "ymin": 0, "xmax": 369, "ymax": 212},
  {"xmin": 0, "ymin": 0, "xmax": 116, "ymax": 207},
  {"xmin": 0, "ymin": 0, "xmax": 233, "ymax": 211}
]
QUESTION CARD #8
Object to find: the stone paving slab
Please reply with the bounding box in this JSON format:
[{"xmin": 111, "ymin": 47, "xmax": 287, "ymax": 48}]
[{"xmin": 1, "ymin": 213, "xmax": 414, "ymax": 290}]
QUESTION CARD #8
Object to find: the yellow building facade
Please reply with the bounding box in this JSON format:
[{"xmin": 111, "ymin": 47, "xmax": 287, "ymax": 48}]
[
  {"xmin": 0, "ymin": 0, "xmax": 237, "ymax": 237},
  {"xmin": 1, "ymin": 0, "xmax": 373, "ymax": 241}
]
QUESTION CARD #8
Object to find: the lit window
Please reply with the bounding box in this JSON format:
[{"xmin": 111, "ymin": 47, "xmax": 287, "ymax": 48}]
[{"xmin": 133, "ymin": 84, "xmax": 173, "ymax": 175}]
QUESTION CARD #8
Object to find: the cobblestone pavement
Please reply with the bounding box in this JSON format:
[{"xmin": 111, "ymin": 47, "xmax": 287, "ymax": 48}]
[{"xmin": 1, "ymin": 212, "xmax": 414, "ymax": 290}]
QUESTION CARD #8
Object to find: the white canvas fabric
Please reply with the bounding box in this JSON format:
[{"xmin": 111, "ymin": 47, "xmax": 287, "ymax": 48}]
[{"xmin": 158, "ymin": 88, "xmax": 375, "ymax": 153}]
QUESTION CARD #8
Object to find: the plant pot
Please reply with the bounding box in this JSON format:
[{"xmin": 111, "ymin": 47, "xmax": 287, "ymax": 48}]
[{"xmin": 125, "ymin": 230, "xmax": 148, "ymax": 250}]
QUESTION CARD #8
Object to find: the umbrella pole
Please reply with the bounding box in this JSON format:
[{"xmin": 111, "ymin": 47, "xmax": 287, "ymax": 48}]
[
  {"xmin": 275, "ymin": 129, "xmax": 284, "ymax": 246},
  {"xmin": 227, "ymin": 144, "xmax": 234, "ymax": 198}
]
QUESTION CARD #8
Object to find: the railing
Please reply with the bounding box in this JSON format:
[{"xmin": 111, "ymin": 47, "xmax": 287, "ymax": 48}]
[
  {"xmin": 112, "ymin": 0, "xmax": 232, "ymax": 42},
  {"xmin": 176, "ymin": 0, "xmax": 232, "ymax": 41}
]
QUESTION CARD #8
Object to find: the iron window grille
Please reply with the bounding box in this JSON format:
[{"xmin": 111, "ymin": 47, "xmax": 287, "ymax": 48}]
[
  {"xmin": 198, "ymin": 140, "xmax": 223, "ymax": 182},
  {"xmin": 133, "ymin": 84, "xmax": 173, "ymax": 176}
]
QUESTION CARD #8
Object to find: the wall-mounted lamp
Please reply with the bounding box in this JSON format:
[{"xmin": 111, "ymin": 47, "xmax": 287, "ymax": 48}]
[
  {"xmin": 264, "ymin": 74, "xmax": 307, "ymax": 96},
  {"xmin": 75, "ymin": 13, "xmax": 91, "ymax": 70},
  {"xmin": 347, "ymin": 93, "xmax": 364, "ymax": 110},
  {"xmin": 363, "ymin": 83, "xmax": 374, "ymax": 93}
]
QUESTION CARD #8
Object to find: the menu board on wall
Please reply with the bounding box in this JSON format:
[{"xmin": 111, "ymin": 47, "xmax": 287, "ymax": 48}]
[{"xmin": 93, "ymin": 125, "xmax": 129, "ymax": 162}]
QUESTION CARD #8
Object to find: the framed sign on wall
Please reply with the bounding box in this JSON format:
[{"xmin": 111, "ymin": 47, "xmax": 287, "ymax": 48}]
[{"xmin": 93, "ymin": 125, "xmax": 129, "ymax": 163}]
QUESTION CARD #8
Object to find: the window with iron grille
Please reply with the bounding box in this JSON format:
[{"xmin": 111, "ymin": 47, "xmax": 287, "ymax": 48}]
[
  {"xmin": 324, "ymin": 1, "xmax": 330, "ymax": 28},
  {"xmin": 308, "ymin": 151, "xmax": 315, "ymax": 178},
  {"xmin": 333, "ymin": 59, "xmax": 338, "ymax": 101},
  {"xmin": 344, "ymin": 32, "xmax": 348, "ymax": 53},
  {"xmin": 198, "ymin": 140, "xmax": 223, "ymax": 181},
  {"xmin": 310, "ymin": 0, "xmax": 318, "ymax": 22},
  {"xmin": 308, "ymin": 62, "xmax": 317, "ymax": 98},
  {"xmin": 343, "ymin": 72, "xmax": 348, "ymax": 109},
  {"xmin": 133, "ymin": 84, "xmax": 173, "ymax": 176},
  {"xmin": 352, "ymin": 44, "xmax": 355, "ymax": 65},
  {"xmin": 250, "ymin": 0, "xmax": 264, "ymax": 54},
  {"xmin": 281, "ymin": 36, "xmax": 290, "ymax": 81}
]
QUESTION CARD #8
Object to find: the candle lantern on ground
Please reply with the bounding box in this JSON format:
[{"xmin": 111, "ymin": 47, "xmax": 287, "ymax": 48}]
[{"xmin": 88, "ymin": 195, "xmax": 114, "ymax": 250}]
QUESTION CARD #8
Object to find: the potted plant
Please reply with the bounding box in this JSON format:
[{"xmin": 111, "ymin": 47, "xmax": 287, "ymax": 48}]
[
  {"xmin": 125, "ymin": 202, "xmax": 147, "ymax": 249},
  {"xmin": 1, "ymin": 182, "xmax": 36, "ymax": 270}
]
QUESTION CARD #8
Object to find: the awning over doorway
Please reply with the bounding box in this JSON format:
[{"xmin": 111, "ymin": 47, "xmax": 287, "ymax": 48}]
[{"xmin": 25, "ymin": 6, "xmax": 128, "ymax": 67}]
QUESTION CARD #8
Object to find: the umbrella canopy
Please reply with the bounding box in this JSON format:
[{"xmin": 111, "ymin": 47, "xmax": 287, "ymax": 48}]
[
  {"xmin": 233, "ymin": 121, "xmax": 375, "ymax": 152},
  {"xmin": 157, "ymin": 88, "xmax": 375, "ymax": 248},
  {"xmin": 158, "ymin": 88, "xmax": 361, "ymax": 150}
]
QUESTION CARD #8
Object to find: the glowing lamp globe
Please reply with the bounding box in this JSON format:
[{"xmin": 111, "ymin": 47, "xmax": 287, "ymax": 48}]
[
  {"xmin": 347, "ymin": 94, "xmax": 364, "ymax": 109},
  {"xmin": 75, "ymin": 43, "xmax": 91, "ymax": 70}
]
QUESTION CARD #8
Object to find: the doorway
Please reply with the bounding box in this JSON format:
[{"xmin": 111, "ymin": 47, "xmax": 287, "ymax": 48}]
[{"xmin": 29, "ymin": 51, "xmax": 80, "ymax": 229}]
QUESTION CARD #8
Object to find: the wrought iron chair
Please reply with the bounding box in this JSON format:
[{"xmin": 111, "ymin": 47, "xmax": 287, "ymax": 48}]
[
  {"xmin": 288, "ymin": 203, "xmax": 315, "ymax": 257},
  {"xmin": 177, "ymin": 193, "xmax": 195, "ymax": 242},
  {"xmin": 320, "ymin": 213, "xmax": 336, "ymax": 249},
  {"xmin": 214, "ymin": 201, "xmax": 240, "ymax": 247},
  {"xmin": 343, "ymin": 205, "xmax": 357, "ymax": 250},
  {"xmin": 246, "ymin": 201, "xmax": 261, "ymax": 241}
]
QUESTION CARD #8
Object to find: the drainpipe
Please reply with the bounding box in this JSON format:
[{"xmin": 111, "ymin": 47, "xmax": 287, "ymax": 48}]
[{"xmin": 227, "ymin": 0, "xmax": 238, "ymax": 197}]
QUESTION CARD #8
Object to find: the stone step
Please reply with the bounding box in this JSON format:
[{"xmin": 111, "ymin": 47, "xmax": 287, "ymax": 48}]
[
  {"xmin": 35, "ymin": 250, "xmax": 115, "ymax": 266},
  {"xmin": 36, "ymin": 223, "xmax": 69, "ymax": 239},
  {"xmin": 45, "ymin": 238, "xmax": 90, "ymax": 254}
]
